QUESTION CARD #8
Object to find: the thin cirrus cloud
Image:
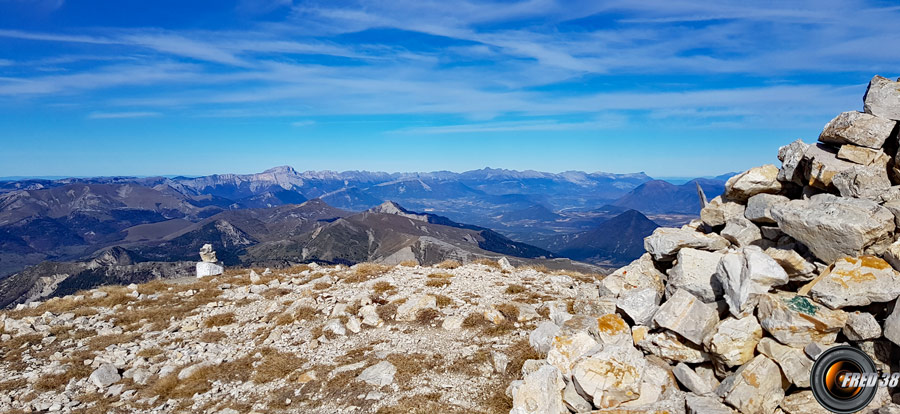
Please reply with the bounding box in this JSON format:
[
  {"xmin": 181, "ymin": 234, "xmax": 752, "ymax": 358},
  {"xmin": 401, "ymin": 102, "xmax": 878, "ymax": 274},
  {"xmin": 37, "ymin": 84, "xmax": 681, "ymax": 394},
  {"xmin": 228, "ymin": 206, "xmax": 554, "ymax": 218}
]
[
  {"xmin": 0, "ymin": 0, "xmax": 897, "ymax": 131},
  {"xmin": 87, "ymin": 111, "xmax": 161, "ymax": 119}
]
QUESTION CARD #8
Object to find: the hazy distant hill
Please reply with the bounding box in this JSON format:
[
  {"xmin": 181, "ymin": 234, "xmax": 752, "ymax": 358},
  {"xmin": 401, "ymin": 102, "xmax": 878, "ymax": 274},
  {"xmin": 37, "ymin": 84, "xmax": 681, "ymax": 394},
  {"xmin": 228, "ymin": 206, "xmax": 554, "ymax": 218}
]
[
  {"xmin": 608, "ymin": 178, "xmax": 726, "ymax": 215},
  {"xmin": 534, "ymin": 209, "xmax": 660, "ymax": 266}
]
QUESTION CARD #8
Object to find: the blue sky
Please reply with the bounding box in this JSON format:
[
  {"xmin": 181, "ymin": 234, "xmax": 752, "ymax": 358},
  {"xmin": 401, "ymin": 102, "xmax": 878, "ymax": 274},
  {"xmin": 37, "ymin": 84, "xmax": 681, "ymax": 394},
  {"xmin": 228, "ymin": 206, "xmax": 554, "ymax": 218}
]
[{"xmin": 0, "ymin": 0, "xmax": 898, "ymax": 178}]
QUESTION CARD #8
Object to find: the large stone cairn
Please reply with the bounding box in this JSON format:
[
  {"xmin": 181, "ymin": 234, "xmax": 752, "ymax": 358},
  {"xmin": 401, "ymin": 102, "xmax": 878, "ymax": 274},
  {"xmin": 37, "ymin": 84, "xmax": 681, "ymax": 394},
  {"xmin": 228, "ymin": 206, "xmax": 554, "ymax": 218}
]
[
  {"xmin": 196, "ymin": 243, "xmax": 224, "ymax": 278},
  {"xmin": 510, "ymin": 75, "xmax": 900, "ymax": 414}
]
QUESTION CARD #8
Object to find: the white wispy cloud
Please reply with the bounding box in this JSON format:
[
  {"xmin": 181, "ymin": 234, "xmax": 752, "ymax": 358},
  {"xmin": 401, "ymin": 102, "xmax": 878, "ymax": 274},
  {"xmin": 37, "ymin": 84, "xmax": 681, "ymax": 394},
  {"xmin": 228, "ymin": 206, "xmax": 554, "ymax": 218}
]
[
  {"xmin": 87, "ymin": 111, "xmax": 161, "ymax": 119},
  {"xmin": 290, "ymin": 120, "xmax": 316, "ymax": 127},
  {"xmin": 0, "ymin": 0, "xmax": 897, "ymax": 128}
]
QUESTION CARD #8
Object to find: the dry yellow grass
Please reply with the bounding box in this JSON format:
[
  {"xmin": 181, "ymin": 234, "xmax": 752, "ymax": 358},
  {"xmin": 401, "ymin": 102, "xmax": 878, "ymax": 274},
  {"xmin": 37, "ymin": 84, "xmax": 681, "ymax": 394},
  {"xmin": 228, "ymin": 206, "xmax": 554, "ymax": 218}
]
[
  {"xmin": 203, "ymin": 312, "xmax": 236, "ymax": 328},
  {"xmin": 435, "ymin": 260, "xmax": 461, "ymax": 269},
  {"xmin": 473, "ymin": 258, "xmax": 501, "ymax": 269},
  {"xmin": 398, "ymin": 260, "xmax": 419, "ymax": 267},
  {"xmin": 343, "ymin": 263, "xmax": 391, "ymax": 283},
  {"xmin": 372, "ymin": 281, "xmax": 396, "ymax": 296},
  {"xmin": 415, "ymin": 308, "xmax": 441, "ymax": 325},
  {"xmin": 253, "ymin": 348, "xmax": 307, "ymax": 383},
  {"xmin": 88, "ymin": 332, "xmax": 141, "ymax": 352},
  {"xmin": 504, "ymin": 284, "xmax": 526, "ymax": 294},
  {"xmin": 34, "ymin": 363, "xmax": 93, "ymax": 391},
  {"xmin": 495, "ymin": 303, "xmax": 519, "ymax": 322},
  {"xmin": 434, "ymin": 294, "xmax": 452, "ymax": 308}
]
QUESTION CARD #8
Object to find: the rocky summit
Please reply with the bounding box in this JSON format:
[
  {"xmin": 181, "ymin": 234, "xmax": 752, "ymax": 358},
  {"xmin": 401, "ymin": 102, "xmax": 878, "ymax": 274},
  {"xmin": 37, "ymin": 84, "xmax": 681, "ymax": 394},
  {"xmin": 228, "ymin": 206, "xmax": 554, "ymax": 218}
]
[{"xmin": 4, "ymin": 75, "xmax": 900, "ymax": 414}]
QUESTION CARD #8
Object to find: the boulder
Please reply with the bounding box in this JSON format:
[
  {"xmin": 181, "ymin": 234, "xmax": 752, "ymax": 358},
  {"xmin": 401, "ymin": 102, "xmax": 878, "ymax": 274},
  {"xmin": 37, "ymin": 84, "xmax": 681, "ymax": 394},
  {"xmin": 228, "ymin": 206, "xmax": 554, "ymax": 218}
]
[
  {"xmin": 819, "ymin": 111, "xmax": 896, "ymax": 148},
  {"xmin": 883, "ymin": 297, "xmax": 900, "ymax": 347},
  {"xmin": 701, "ymin": 197, "xmax": 747, "ymax": 228},
  {"xmin": 724, "ymin": 165, "xmax": 782, "ymax": 202},
  {"xmin": 196, "ymin": 262, "xmax": 224, "ymax": 278},
  {"xmin": 510, "ymin": 365, "xmax": 567, "ymax": 414},
  {"xmin": 618, "ymin": 356, "xmax": 679, "ymax": 409},
  {"xmin": 529, "ymin": 321, "xmax": 561, "ymax": 354},
  {"xmin": 715, "ymin": 355, "xmax": 785, "ymax": 414},
  {"xmin": 704, "ymin": 315, "xmax": 763, "ymax": 368},
  {"xmin": 89, "ymin": 363, "xmax": 121, "ymax": 388},
  {"xmin": 756, "ymin": 337, "xmax": 813, "ymax": 388},
  {"xmin": 832, "ymin": 163, "xmax": 892, "ymax": 200},
  {"xmin": 780, "ymin": 391, "xmax": 830, "ymax": 414},
  {"xmin": 685, "ymin": 394, "xmax": 736, "ymax": 414},
  {"xmin": 837, "ymin": 144, "xmax": 890, "ymax": 166},
  {"xmin": 756, "ymin": 293, "xmax": 847, "ymax": 347},
  {"xmin": 885, "ymin": 239, "xmax": 900, "ymax": 271},
  {"xmin": 634, "ymin": 327, "xmax": 709, "ymax": 364},
  {"xmin": 395, "ymin": 295, "xmax": 436, "ymax": 321},
  {"xmin": 572, "ymin": 344, "xmax": 646, "ymax": 409},
  {"xmin": 653, "ymin": 289, "xmax": 719, "ymax": 345},
  {"xmin": 356, "ymin": 361, "xmax": 396, "ymax": 387},
  {"xmin": 777, "ymin": 139, "xmax": 809, "ymax": 185},
  {"xmin": 573, "ymin": 284, "xmax": 616, "ymax": 318},
  {"xmin": 673, "ymin": 363, "xmax": 716, "ymax": 395},
  {"xmin": 593, "ymin": 313, "xmax": 633, "ymax": 346},
  {"xmin": 863, "ymin": 75, "xmax": 900, "ymax": 121},
  {"xmin": 763, "ymin": 247, "xmax": 817, "ymax": 282},
  {"xmin": 644, "ymin": 227, "xmax": 729, "ymax": 261},
  {"xmin": 720, "ymin": 217, "xmax": 762, "ymax": 247},
  {"xmin": 666, "ymin": 248, "xmax": 725, "ymax": 303},
  {"xmin": 562, "ymin": 381, "xmax": 592, "ymax": 413},
  {"xmin": 770, "ymin": 194, "xmax": 895, "ymax": 264},
  {"xmin": 805, "ymin": 256, "xmax": 900, "ymax": 309},
  {"xmin": 715, "ymin": 246, "xmax": 789, "ymax": 317},
  {"xmin": 617, "ymin": 288, "xmax": 661, "ymax": 326},
  {"xmin": 744, "ymin": 194, "xmax": 789, "ymax": 224},
  {"xmin": 599, "ymin": 253, "xmax": 665, "ymax": 299},
  {"xmin": 546, "ymin": 331, "xmax": 598, "ymax": 376},
  {"xmin": 802, "ymin": 143, "xmax": 859, "ymax": 189}
]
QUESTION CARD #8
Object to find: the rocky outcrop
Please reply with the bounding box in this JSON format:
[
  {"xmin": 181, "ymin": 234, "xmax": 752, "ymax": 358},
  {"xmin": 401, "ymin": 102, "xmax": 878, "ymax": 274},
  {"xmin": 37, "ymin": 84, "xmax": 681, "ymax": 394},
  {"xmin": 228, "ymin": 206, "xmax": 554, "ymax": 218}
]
[{"xmin": 509, "ymin": 75, "xmax": 900, "ymax": 414}]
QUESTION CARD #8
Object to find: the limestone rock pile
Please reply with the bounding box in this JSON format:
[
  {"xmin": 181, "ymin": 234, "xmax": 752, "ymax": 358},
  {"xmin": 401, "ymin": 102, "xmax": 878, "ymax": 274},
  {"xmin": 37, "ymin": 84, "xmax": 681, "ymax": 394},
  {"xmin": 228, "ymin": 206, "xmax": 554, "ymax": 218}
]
[{"xmin": 510, "ymin": 75, "xmax": 900, "ymax": 414}]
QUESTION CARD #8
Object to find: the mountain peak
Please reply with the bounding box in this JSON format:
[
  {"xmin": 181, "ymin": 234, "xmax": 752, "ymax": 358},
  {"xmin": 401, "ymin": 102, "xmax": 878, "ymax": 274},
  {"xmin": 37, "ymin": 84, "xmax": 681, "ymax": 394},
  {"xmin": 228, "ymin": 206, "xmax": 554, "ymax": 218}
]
[
  {"xmin": 263, "ymin": 166, "xmax": 298, "ymax": 175},
  {"xmin": 368, "ymin": 200, "xmax": 409, "ymax": 215}
]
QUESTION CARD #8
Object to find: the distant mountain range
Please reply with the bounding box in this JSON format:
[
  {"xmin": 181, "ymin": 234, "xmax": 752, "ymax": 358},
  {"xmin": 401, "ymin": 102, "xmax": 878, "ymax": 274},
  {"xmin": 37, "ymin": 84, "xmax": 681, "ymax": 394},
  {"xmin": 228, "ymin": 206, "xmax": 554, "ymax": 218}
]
[{"xmin": 0, "ymin": 166, "xmax": 733, "ymax": 304}]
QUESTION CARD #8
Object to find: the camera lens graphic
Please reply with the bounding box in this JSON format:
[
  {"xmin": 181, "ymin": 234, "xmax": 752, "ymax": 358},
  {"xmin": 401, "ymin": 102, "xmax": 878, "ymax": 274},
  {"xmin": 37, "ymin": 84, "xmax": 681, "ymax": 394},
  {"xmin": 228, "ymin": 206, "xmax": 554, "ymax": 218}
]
[{"xmin": 811, "ymin": 346, "xmax": 878, "ymax": 414}]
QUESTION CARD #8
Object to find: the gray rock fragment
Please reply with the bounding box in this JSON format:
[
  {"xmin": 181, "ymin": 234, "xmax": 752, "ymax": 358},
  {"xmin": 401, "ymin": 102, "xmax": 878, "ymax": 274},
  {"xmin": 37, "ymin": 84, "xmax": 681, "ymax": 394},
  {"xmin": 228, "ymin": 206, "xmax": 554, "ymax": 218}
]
[
  {"xmin": 819, "ymin": 111, "xmax": 896, "ymax": 148},
  {"xmin": 864, "ymin": 75, "xmax": 900, "ymax": 121},
  {"xmin": 653, "ymin": 289, "xmax": 719, "ymax": 345}
]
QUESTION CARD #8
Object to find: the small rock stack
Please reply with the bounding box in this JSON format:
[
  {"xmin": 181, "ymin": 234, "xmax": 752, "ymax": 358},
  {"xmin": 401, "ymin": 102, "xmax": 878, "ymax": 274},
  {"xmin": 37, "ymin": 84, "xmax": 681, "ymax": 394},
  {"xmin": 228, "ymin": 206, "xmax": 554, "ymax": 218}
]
[
  {"xmin": 196, "ymin": 243, "xmax": 224, "ymax": 278},
  {"xmin": 510, "ymin": 75, "xmax": 900, "ymax": 414}
]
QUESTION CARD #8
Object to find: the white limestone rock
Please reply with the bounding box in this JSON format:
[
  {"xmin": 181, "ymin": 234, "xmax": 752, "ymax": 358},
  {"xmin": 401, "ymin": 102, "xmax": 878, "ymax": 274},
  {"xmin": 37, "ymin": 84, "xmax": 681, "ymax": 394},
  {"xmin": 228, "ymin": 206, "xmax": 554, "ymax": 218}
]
[
  {"xmin": 756, "ymin": 293, "xmax": 847, "ymax": 347},
  {"xmin": 89, "ymin": 363, "xmax": 121, "ymax": 388},
  {"xmin": 357, "ymin": 361, "xmax": 396, "ymax": 387},
  {"xmin": 572, "ymin": 344, "xmax": 647, "ymax": 409},
  {"xmin": 704, "ymin": 315, "xmax": 763, "ymax": 368},
  {"xmin": 763, "ymin": 247, "xmax": 817, "ymax": 282},
  {"xmin": 770, "ymin": 194, "xmax": 895, "ymax": 264},
  {"xmin": 744, "ymin": 193, "xmax": 789, "ymax": 224},
  {"xmin": 806, "ymin": 256, "xmax": 900, "ymax": 308},
  {"xmin": 666, "ymin": 248, "xmax": 725, "ymax": 303},
  {"xmin": 510, "ymin": 365, "xmax": 567, "ymax": 414},
  {"xmin": 883, "ymin": 297, "xmax": 900, "ymax": 347},
  {"xmin": 529, "ymin": 321, "xmax": 561, "ymax": 354},
  {"xmin": 819, "ymin": 110, "xmax": 897, "ymax": 148},
  {"xmin": 720, "ymin": 217, "xmax": 762, "ymax": 247},
  {"xmin": 644, "ymin": 227, "xmax": 729, "ymax": 261},
  {"xmin": 724, "ymin": 164, "xmax": 782, "ymax": 202},
  {"xmin": 715, "ymin": 246, "xmax": 789, "ymax": 317},
  {"xmin": 701, "ymin": 197, "xmax": 748, "ymax": 228},
  {"xmin": 863, "ymin": 75, "xmax": 900, "ymax": 121},
  {"xmin": 673, "ymin": 363, "xmax": 716, "ymax": 395},
  {"xmin": 715, "ymin": 355, "xmax": 785, "ymax": 414},
  {"xmin": 685, "ymin": 394, "xmax": 736, "ymax": 414},
  {"xmin": 777, "ymin": 139, "xmax": 809, "ymax": 185},
  {"xmin": 546, "ymin": 331, "xmax": 597, "ymax": 376},
  {"xmin": 837, "ymin": 144, "xmax": 890, "ymax": 166},
  {"xmin": 756, "ymin": 337, "xmax": 813, "ymax": 388},
  {"xmin": 633, "ymin": 327, "xmax": 709, "ymax": 364},
  {"xmin": 653, "ymin": 289, "xmax": 719, "ymax": 345}
]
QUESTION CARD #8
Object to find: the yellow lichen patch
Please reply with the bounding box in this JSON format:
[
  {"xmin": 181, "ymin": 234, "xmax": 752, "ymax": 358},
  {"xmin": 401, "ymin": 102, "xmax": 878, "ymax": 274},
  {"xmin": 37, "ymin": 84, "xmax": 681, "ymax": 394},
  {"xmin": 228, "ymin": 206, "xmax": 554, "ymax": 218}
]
[
  {"xmin": 742, "ymin": 371, "xmax": 760, "ymax": 387},
  {"xmin": 597, "ymin": 314, "xmax": 628, "ymax": 335}
]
